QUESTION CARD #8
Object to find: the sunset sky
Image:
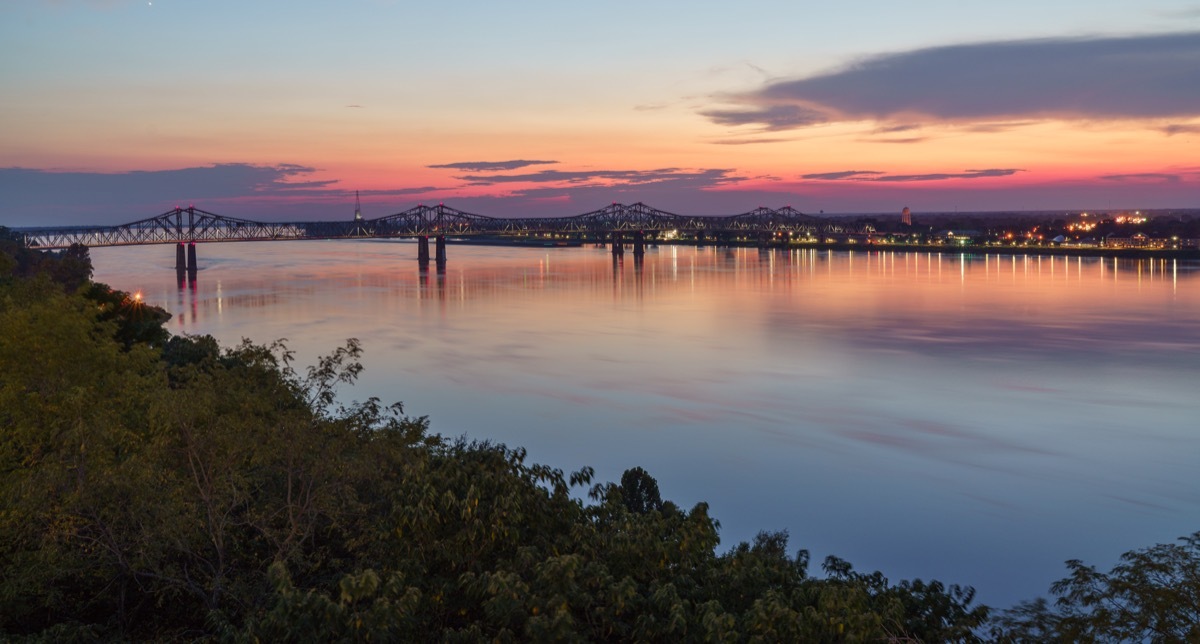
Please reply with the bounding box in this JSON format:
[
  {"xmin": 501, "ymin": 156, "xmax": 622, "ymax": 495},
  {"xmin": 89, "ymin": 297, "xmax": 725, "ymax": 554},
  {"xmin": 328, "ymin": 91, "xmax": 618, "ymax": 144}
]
[{"xmin": 2, "ymin": 1, "xmax": 1198, "ymax": 225}]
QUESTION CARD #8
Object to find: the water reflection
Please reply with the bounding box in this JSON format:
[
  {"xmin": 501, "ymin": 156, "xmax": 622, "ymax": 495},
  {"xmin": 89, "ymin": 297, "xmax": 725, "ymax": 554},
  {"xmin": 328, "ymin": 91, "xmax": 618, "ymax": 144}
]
[{"xmin": 91, "ymin": 241, "xmax": 1200, "ymax": 608}]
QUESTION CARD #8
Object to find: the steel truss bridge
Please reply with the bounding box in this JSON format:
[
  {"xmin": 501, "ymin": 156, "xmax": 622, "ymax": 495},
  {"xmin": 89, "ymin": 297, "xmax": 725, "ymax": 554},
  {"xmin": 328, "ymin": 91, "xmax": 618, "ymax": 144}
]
[{"xmin": 19, "ymin": 202, "xmax": 874, "ymax": 251}]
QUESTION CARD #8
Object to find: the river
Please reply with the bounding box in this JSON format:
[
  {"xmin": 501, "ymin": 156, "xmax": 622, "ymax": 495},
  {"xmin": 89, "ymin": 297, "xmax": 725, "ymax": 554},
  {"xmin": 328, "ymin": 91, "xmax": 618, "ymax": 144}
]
[{"xmin": 91, "ymin": 240, "xmax": 1200, "ymax": 608}]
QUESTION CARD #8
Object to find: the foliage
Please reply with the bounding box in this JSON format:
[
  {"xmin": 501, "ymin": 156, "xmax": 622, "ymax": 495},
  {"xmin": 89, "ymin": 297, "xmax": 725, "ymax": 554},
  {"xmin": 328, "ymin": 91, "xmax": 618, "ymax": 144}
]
[
  {"xmin": 0, "ymin": 231, "xmax": 93, "ymax": 292},
  {"xmin": 619, "ymin": 465, "xmax": 663, "ymax": 514},
  {"xmin": 1, "ymin": 252, "xmax": 1000, "ymax": 640},
  {"xmin": 79, "ymin": 282, "xmax": 172, "ymax": 348},
  {"xmin": 991, "ymin": 532, "xmax": 1200, "ymax": 642},
  {"xmin": 1, "ymin": 238, "xmax": 170, "ymax": 347}
]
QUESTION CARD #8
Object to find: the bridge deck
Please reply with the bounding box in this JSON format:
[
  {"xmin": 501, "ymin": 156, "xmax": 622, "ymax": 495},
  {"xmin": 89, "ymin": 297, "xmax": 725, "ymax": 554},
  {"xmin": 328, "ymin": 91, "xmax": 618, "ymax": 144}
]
[{"xmin": 17, "ymin": 203, "xmax": 873, "ymax": 250}]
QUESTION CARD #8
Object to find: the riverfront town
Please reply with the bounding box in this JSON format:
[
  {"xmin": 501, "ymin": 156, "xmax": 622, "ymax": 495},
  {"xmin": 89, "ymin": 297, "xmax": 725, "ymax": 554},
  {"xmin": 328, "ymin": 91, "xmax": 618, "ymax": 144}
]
[
  {"xmin": 659, "ymin": 207, "xmax": 1200, "ymax": 251},
  {"xmin": 844, "ymin": 207, "xmax": 1200, "ymax": 249}
]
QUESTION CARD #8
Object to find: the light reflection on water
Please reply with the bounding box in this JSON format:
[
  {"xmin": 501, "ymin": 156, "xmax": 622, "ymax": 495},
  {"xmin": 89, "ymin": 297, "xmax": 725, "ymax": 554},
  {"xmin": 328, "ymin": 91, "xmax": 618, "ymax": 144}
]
[{"xmin": 91, "ymin": 240, "xmax": 1200, "ymax": 608}]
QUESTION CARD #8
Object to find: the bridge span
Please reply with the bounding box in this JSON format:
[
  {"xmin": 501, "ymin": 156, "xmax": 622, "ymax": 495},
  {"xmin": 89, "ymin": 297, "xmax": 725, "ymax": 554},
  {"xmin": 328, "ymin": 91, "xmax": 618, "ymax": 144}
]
[{"xmin": 18, "ymin": 201, "xmax": 874, "ymax": 273}]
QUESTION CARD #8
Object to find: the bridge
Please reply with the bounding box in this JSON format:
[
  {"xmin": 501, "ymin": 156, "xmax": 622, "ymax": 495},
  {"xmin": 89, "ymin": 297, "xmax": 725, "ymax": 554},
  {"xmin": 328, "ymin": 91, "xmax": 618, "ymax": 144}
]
[{"xmin": 18, "ymin": 201, "xmax": 875, "ymax": 274}]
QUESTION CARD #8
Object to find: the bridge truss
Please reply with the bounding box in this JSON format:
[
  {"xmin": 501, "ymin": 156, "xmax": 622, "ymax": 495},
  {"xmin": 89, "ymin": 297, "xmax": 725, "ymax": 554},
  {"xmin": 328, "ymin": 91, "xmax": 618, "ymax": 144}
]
[{"xmin": 19, "ymin": 203, "xmax": 875, "ymax": 250}]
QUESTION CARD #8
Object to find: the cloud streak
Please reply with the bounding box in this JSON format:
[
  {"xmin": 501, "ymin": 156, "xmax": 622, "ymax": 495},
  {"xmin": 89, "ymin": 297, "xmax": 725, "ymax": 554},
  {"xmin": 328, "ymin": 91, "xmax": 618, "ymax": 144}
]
[
  {"xmin": 701, "ymin": 104, "xmax": 829, "ymax": 131},
  {"xmin": 709, "ymin": 137, "xmax": 793, "ymax": 145},
  {"xmin": 860, "ymin": 136, "xmax": 928, "ymax": 144},
  {"xmin": 1100, "ymin": 172, "xmax": 1183, "ymax": 182},
  {"xmin": 456, "ymin": 167, "xmax": 743, "ymax": 189},
  {"xmin": 428, "ymin": 160, "xmax": 558, "ymax": 172},
  {"xmin": 444, "ymin": 168, "xmax": 761, "ymax": 216},
  {"xmin": 875, "ymin": 169, "xmax": 1023, "ymax": 182},
  {"xmin": 803, "ymin": 168, "xmax": 1022, "ymax": 182},
  {"xmin": 1163, "ymin": 124, "xmax": 1200, "ymax": 135},
  {"xmin": 802, "ymin": 170, "xmax": 885, "ymax": 180},
  {"xmin": 704, "ymin": 32, "xmax": 1200, "ymax": 130}
]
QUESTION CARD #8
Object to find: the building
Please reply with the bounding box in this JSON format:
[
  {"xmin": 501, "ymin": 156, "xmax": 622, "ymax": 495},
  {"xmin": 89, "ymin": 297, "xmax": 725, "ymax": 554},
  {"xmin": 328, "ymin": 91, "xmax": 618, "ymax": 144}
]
[
  {"xmin": 935, "ymin": 229, "xmax": 981, "ymax": 245},
  {"xmin": 1104, "ymin": 232, "xmax": 1148, "ymax": 248}
]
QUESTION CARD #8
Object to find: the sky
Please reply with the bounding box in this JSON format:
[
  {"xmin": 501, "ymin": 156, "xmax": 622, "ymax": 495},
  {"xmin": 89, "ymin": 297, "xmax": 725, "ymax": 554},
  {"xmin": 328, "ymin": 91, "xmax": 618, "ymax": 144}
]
[{"xmin": 2, "ymin": 0, "xmax": 1199, "ymax": 225}]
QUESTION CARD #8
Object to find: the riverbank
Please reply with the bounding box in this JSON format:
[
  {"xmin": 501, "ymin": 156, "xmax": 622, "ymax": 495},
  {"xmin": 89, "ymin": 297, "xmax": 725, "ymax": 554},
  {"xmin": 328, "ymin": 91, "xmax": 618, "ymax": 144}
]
[
  {"xmin": 458, "ymin": 235, "xmax": 1200, "ymax": 260},
  {"xmin": 751, "ymin": 241, "xmax": 1200, "ymax": 260}
]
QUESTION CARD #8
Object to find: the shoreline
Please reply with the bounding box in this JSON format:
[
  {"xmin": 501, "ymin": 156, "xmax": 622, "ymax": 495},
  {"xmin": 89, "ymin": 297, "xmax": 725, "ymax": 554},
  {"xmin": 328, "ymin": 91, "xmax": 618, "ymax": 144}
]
[{"xmin": 455, "ymin": 236, "xmax": 1200, "ymax": 260}]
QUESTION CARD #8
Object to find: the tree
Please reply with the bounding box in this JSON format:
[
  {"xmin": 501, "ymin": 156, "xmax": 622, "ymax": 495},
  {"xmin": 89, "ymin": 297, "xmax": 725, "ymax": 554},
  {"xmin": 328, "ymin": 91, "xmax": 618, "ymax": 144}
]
[
  {"xmin": 48, "ymin": 244, "xmax": 93, "ymax": 292},
  {"xmin": 80, "ymin": 282, "xmax": 171, "ymax": 348},
  {"xmin": 619, "ymin": 466, "xmax": 663, "ymax": 514},
  {"xmin": 0, "ymin": 279, "xmax": 167, "ymax": 636},
  {"xmin": 0, "ymin": 235, "xmax": 90, "ymax": 291},
  {"xmin": 991, "ymin": 532, "xmax": 1200, "ymax": 642}
]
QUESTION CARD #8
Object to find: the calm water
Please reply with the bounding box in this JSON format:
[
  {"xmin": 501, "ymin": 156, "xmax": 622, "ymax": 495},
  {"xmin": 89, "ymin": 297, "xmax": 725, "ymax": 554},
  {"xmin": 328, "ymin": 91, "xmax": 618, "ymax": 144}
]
[{"xmin": 91, "ymin": 240, "xmax": 1200, "ymax": 608}]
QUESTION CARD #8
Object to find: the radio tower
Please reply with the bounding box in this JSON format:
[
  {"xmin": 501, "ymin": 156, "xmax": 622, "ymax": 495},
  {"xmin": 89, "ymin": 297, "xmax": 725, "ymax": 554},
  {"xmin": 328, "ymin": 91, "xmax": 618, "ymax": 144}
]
[{"xmin": 354, "ymin": 190, "xmax": 363, "ymax": 221}]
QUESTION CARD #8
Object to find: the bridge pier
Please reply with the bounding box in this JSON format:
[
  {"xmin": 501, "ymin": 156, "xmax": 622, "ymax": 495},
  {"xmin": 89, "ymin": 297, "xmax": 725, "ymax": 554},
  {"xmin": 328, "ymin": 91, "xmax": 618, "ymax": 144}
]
[
  {"xmin": 176, "ymin": 242, "xmax": 187, "ymax": 271},
  {"xmin": 435, "ymin": 236, "xmax": 446, "ymax": 267},
  {"xmin": 186, "ymin": 242, "xmax": 198, "ymax": 279},
  {"xmin": 418, "ymin": 236, "xmax": 430, "ymax": 264},
  {"xmin": 633, "ymin": 231, "xmax": 645, "ymax": 257},
  {"xmin": 611, "ymin": 232, "xmax": 624, "ymax": 256}
]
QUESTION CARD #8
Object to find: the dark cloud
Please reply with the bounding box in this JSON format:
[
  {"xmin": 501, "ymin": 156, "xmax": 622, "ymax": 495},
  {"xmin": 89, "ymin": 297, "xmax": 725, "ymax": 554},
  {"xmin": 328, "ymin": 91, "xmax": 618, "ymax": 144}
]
[
  {"xmin": 1163, "ymin": 123, "xmax": 1200, "ymax": 135},
  {"xmin": 432, "ymin": 167, "xmax": 755, "ymax": 217},
  {"xmin": 456, "ymin": 167, "xmax": 742, "ymax": 188},
  {"xmin": 0, "ymin": 163, "xmax": 429, "ymax": 225},
  {"xmin": 876, "ymin": 168, "xmax": 1022, "ymax": 182},
  {"xmin": 446, "ymin": 172, "xmax": 771, "ymax": 218},
  {"xmin": 1100, "ymin": 172, "xmax": 1182, "ymax": 182},
  {"xmin": 801, "ymin": 168, "xmax": 1021, "ymax": 182},
  {"xmin": 427, "ymin": 160, "xmax": 558, "ymax": 172},
  {"xmin": 802, "ymin": 170, "xmax": 885, "ymax": 180},
  {"xmin": 700, "ymin": 104, "xmax": 829, "ymax": 131},
  {"xmin": 874, "ymin": 124, "xmax": 921, "ymax": 134},
  {"xmin": 704, "ymin": 32, "xmax": 1200, "ymax": 129},
  {"xmin": 1, "ymin": 163, "xmax": 331, "ymax": 205}
]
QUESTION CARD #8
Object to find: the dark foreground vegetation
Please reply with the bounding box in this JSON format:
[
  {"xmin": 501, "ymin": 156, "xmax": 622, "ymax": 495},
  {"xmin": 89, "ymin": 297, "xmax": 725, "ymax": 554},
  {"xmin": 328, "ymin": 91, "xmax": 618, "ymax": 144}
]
[{"xmin": 2, "ymin": 231, "xmax": 1198, "ymax": 642}]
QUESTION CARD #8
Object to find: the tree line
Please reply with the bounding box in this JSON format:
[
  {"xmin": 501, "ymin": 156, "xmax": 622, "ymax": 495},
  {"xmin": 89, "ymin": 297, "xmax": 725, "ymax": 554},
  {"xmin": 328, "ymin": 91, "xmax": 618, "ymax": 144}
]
[{"xmin": 1, "ymin": 231, "xmax": 1196, "ymax": 641}]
